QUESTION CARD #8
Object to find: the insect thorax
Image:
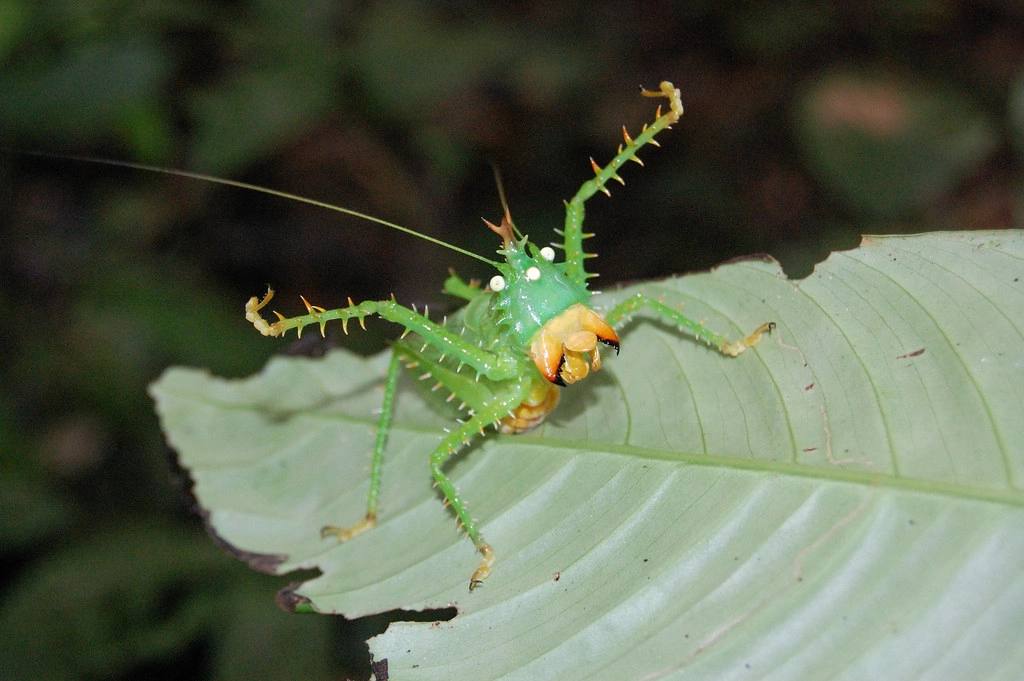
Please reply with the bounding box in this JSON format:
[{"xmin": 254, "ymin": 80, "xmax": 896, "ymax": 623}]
[{"xmin": 490, "ymin": 241, "xmax": 591, "ymax": 348}]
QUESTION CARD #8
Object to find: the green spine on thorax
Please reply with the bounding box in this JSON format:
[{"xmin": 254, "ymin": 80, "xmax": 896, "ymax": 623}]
[{"xmin": 491, "ymin": 237, "xmax": 591, "ymax": 347}]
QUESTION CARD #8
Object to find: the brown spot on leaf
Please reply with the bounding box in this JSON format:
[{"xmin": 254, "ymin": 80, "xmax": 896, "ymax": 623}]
[
  {"xmin": 370, "ymin": 658, "xmax": 389, "ymax": 681},
  {"xmin": 804, "ymin": 382, "xmax": 815, "ymax": 391},
  {"xmin": 168, "ymin": 445, "xmax": 289, "ymax": 574},
  {"xmin": 205, "ymin": 523, "xmax": 288, "ymax": 573},
  {"xmin": 276, "ymin": 583, "xmax": 314, "ymax": 613},
  {"xmin": 803, "ymin": 447, "xmax": 818, "ymax": 452},
  {"xmin": 896, "ymin": 348, "xmax": 926, "ymax": 360},
  {"xmin": 717, "ymin": 252, "xmax": 779, "ymax": 268}
]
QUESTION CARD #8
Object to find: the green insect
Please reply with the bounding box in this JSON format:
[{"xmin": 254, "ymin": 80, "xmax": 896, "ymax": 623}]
[{"xmin": 241, "ymin": 81, "xmax": 774, "ymax": 590}]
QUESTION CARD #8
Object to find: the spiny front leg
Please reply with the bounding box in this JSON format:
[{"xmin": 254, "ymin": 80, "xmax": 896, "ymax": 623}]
[
  {"xmin": 562, "ymin": 81, "xmax": 684, "ymax": 286},
  {"xmin": 429, "ymin": 375, "xmax": 533, "ymax": 591},
  {"xmin": 320, "ymin": 350, "xmax": 402, "ymax": 544},
  {"xmin": 605, "ymin": 292, "xmax": 774, "ymax": 357},
  {"xmin": 245, "ymin": 288, "xmax": 520, "ymax": 380}
]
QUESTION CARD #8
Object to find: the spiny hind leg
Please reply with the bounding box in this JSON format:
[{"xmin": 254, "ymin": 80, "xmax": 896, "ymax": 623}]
[
  {"xmin": 427, "ymin": 377, "xmax": 532, "ymax": 591},
  {"xmin": 605, "ymin": 292, "xmax": 773, "ymax": 357},
  {"xmin": 320, "ymin": 349, "xmax": 402, "ymax": 543},
  {"xmin": 428, "ymin": 413, "xmax": 497, "ymax": 591}
]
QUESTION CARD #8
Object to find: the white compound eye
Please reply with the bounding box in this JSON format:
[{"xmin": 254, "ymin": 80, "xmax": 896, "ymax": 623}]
[
  {"xmin": 489, "ymin": 275, "xmax": 506, "ymax": 291},
  {"xmin": 525, "ymin": 266, "xmax": 541, "ymax": 281},
  {"xmin": 539, "ymin": 246, "xmax": 556, "ymax": 261}
]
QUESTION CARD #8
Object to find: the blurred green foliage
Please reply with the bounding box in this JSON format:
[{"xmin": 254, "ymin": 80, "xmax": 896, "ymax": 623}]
[
  {"xmin": 1, "ymin": 1, "xmax": 1021, "ymax": 679},
  {"xmin": 0, "ymin": 524, "xmax": 338, "ymax": 681},
  {"xmin": 795, "ymin": 70, "xmax": 999, "ymax": 218}
]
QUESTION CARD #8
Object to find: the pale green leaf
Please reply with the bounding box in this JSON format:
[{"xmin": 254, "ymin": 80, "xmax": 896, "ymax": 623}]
[{"xmin": 151, "ymin": 231, "xmax": 1024, "ymax": 680}]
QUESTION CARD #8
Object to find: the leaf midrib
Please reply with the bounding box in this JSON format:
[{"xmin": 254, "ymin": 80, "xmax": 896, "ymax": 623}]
[{"xmin": 160, "ymin": 385, "xmax": 1024, "ymax": 508}]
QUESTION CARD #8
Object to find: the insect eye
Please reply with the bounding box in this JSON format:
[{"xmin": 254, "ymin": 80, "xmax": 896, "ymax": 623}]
[
  {"xmin": 489, "ymin": 275, "xmax": 506, "ymax": 291},
  {"xmin": 539, "ymin": 246, "xmax": 556, "ymax": 261},
  {"xmin": 525, "ymin": 266, "xmax": 541, "ymax": 281}
]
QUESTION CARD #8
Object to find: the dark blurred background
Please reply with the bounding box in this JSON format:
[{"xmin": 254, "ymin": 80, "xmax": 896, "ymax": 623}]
[{"xmin": 1, "ymin": 2, "xmax": 1022, "ymax": 679}]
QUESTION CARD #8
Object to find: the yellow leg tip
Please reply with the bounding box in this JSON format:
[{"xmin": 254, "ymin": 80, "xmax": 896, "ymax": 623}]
[
  {"xmin": 746, "ymin": 321, "xmax": 775, "ymax": 346},
  {"xmin": 320, "ymin": 513, "xmax": 377, "ymax": 542},
  {"xmin": 722, "ymin": 321, "xmax": 775, "ymax": 357},
  {"xmin": 468, "ymin": 543, "xmax": 495, "ymax": 591},
  {"xmin": 245, "ymin": 288, "xmax": 284, "ymax": 336}
]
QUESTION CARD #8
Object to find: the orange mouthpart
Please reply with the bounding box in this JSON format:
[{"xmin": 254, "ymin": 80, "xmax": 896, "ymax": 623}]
[{"xmin": 529, "ymin": 304, "xmax": 619, "ymax": 385}]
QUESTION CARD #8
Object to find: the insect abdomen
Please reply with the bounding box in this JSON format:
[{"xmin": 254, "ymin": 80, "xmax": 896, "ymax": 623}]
[{"xmin": 499, "ymin": 378, "xmax": 560, "ymax": 433}]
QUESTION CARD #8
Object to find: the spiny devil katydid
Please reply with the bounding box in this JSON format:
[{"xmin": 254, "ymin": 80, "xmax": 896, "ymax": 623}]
[
  {"xmin": 49, "ymin": 81, "xmax": 774, "ymax": 590},
  {"xmin": 243, "ymin": 81, "xmax": 773, "ymax": 590}
]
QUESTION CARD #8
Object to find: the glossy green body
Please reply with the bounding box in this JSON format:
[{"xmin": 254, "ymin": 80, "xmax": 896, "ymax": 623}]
[{"xmin": 491, "ymin": 243, "xmax": 592, "ymax": 346}]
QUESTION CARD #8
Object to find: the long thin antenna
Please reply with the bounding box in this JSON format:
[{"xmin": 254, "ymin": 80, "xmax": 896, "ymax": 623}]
[
  {"xmin": 489, "ymin": 162, "xmax": 524, "ymax": 240},
  {"xmin": 19, "ymin": 151, "xmax": 500, "ymax": 267}
]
